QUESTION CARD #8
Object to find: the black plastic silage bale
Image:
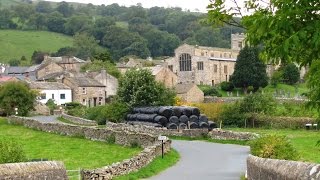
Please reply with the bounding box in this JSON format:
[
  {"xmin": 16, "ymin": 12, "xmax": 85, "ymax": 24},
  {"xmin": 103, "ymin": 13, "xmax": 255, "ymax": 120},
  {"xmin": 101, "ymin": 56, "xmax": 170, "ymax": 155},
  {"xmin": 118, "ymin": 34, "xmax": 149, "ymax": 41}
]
[
  {"xmin": 199, "ymin": 122, "xmax": 209, "ymax": 129},
  {"xmin": 167, "ymin": 123, "xmax": 178, "ymax": 129},
  {"xmin": 179, "ymin": 123, "xmax": 187, "ymax": 129},
  {"xmin": 208, "ymin": 121, "xmax": 218, "ymax": 130},
  {"xmin": 179, "ymin": 115, "xmax": 189, "ymax": 124},
  {"xmin": 154, "ymin": 115, "xmax": 168, "ymax": 126},
  {"xmin": 132, "ymin": 107, "xmax": 140, "ymax": 113},
  {"xmin": 158, "ymin": 107, "xmax": 173, "ymax": 118},
  {"xmin": 189, "ymin": 122, "xmax": 199, "ymax": 129},
  {"xmin": 172, "ymin": 106, "xmax": 182, "ymax": 117},
  {"xmin": 199, "ymin": 114, "xmax": 208, "ymax": 123},
  {"xmin": 189, "ymin": 115, "xmax": 199, "ymax": 122},
  {"xmin": 169, "ymin": 116, "xmax": 179, "ymax": 124},
  {"xmin": 190, "ymin": 107, "xmax": 200, "ymax": 116},
  {"xmin": 126, "ymin": 114, "xmax": 132, "ymax": 121},
  {"xmin": 181, "ymin": 107, "xmax": 192, "ymax": 117}
]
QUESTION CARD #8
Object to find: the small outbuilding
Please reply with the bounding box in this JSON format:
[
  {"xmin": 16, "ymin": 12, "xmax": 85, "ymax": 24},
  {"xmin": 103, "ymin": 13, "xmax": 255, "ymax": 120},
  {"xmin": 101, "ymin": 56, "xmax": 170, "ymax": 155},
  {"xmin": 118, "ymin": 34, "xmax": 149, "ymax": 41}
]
[{"xmin": 174, "ymin": 83, "xmax": 204, "ymax": 103}]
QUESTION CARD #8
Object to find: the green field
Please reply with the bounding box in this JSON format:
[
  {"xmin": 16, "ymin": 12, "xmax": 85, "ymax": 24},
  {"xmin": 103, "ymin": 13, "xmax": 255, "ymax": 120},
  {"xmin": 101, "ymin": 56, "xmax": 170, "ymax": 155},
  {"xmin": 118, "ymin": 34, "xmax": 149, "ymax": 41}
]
[
  {"xmin": 229, "ymin": 128, "xmax": 320, "ymax": 163},
  {"xmin": 0, "ymin": 30, "xmax": 73, "ymax": 63},
  {"xmin": 0, "ymin": 118, "xmax": 141, "ymax": 170}
]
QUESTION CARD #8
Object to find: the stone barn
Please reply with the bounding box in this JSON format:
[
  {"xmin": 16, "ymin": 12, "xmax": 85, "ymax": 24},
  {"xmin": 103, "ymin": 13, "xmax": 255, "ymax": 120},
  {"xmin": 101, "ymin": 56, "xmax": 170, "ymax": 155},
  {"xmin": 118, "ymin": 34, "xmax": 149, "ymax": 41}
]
[{"xmin": 175, "ymin": 83, "xmax": 204, "ymax": 103}]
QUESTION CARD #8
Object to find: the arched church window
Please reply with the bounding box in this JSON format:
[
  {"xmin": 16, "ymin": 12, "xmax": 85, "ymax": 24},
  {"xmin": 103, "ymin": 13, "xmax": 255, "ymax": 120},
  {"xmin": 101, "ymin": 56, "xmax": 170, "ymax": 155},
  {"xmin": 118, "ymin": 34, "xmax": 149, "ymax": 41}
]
[{"xmin": 179, "ymin": 53, "xmax": 192, "ymax": 71}]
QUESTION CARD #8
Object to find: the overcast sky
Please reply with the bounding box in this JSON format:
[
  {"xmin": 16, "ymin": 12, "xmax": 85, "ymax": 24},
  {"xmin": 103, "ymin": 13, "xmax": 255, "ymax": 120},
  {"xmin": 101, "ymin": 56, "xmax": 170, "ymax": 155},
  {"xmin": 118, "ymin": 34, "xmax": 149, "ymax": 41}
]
[{"xmin": 45, "ymin": 0, "xmax": 211, "ymax": 12}]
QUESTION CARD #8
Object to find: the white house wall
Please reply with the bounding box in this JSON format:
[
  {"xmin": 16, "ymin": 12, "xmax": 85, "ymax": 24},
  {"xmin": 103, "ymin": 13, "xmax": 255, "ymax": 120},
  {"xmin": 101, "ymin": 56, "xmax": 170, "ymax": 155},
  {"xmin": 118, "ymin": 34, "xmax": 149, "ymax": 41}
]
[{"xmin": 38, "ymin": 89, "xmax": 72, "ymax": 105}]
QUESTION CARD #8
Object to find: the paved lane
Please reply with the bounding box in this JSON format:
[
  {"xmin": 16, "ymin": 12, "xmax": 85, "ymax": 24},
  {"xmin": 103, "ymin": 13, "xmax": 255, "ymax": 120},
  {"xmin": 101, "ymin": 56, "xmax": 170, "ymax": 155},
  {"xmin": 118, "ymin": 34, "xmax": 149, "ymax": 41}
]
[
  {"xmin": 30, "ymin": 115, "xmax": 61, "ymax": 123},
  {"xmin": 150, "ymin": 140, "xmax": 249, "ymax": 180}
]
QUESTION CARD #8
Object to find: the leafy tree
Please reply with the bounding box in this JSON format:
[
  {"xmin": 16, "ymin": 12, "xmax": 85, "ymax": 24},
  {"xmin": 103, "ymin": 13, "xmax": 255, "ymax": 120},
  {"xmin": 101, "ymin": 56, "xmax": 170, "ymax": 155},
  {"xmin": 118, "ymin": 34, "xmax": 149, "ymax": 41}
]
[
  {"xmin": 0, "ymin": 82, "xmax": 37, "ymax": 116},
  {"xmin": 8, "ymin": 59, "xmax": 20, "ymax": 66},
  {"xmin": 51, "ymin": 46, "xmax": 77, "ymax": 57},
  {"xmin": 46, "ymin": 99, "xmax": 57, "ymax": 115},
  {"xmin": 73, "ymin": 32, "xmax": 104, "ymax": 60},
  {"xmin": 80, "ymin": 60, "xmax": 121, "ymax": 79},
  {"xmin": 230, "ymin": 46, "xmax": 268, "ymax": 93},
  {"xmin": 56, "ymin": 1, "xmax": 74, "ymax": 17},
  {"xmin": 117, "ymin": 69, "xmax": 176, "ymax": 107},
  {"xmin": 64, "ymin": 15, "xmax": 93, "ymax": 35},
  {"xmin": 28, "ymin": 13, "xmax": 47, "ymax": 30},
  {"xmin": 282, "ymin": 63, "xmax": 300, "ymax": 85},
  {"xmin": 0, "ymin": 9, "xmax": 15, "ymax": 29},
  {"xmin": 35, "ymin": 1, "xmax": 52, "ymax": 13},
  {"xmin": 270, "ymin": 70, "xmax": 283, "ymax": 87},
  {"xmin": 31, "ymin": 51, "xmax": 47, "ymax": 64},
  {"xmin": 46, "ymin": 11, "xmax": 66, "ymax": 33}
]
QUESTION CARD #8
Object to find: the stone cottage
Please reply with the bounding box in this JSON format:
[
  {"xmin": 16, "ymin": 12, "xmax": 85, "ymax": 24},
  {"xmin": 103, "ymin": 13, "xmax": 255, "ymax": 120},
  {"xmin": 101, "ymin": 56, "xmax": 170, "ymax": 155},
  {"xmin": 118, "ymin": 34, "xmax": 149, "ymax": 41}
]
[
  {"xmin": 43, "ymin": 56, "xmax": 88, "ymax": 73},
  {"xmin": 145, "ymin": 66, "xmax": 178, "ymax": 88},
  {"xmin": 62, "ymin": 77, "xmax": 106, "ymax": 107},
  {"xmin": 86, "ymin": 70, "xmax": 118, "ymax": 98},
  {"xmin": 175, "ymin": 83, "xmax": 204, "ymax": 103}
]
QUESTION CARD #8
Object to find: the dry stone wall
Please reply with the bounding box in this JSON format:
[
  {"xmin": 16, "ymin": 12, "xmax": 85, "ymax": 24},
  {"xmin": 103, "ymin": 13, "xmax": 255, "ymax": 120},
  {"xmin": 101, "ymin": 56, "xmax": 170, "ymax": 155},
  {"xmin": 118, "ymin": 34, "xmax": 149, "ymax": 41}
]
[
  {"xmin": 8, "ymin": 116, "xmax": 156, "ymax": 148},
  {"xmin": 107, "ymin": 122, "xmax": 256, "ymax": 140},
  {"xmin": 61, "ymin": 113, "xmax": 98, "ymax": 126},
  {"xmin": 0, "ymin": 161, "xmax": 67, "ymax": 180},
  {"xmin": 82, "ymin": 140, "xmax": 171, "ymax": 180},
  {"xmin": 247, "ymin": 155, "xmax": 320, "ymax": 180}
]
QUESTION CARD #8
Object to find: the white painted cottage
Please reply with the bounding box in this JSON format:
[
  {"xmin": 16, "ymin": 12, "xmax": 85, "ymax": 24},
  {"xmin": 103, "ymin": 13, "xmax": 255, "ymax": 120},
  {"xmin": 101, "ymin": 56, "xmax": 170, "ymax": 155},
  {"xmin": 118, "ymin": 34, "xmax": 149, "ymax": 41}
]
[{"xmin": 29, "ymin": 82, "xmax": 72, "ymax": 105}]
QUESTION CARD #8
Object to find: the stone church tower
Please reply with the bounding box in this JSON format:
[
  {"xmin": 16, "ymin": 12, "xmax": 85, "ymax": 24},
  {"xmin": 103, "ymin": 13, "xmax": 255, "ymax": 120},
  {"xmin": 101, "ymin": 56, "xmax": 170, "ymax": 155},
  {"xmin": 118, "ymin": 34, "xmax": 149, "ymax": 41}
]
[{"xmin": 231, "ymin": 33, "xmax": 246, "ymax": 50}]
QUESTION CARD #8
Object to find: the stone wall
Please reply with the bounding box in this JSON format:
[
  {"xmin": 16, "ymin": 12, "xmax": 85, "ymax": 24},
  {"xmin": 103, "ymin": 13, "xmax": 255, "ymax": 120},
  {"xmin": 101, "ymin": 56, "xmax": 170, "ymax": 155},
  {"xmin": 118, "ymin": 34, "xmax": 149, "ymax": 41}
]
[
  {"xmin": 247, "ymin": 155, "xmax": 320, "ymax": 180},
  {"xmin": 61, "ymin": 113, "xmax": 97, "ymax": 126},
  {"xmin": 81, "ymin": 140, "xmax": 171, "ymax": 180},
  {"xmin": 0, "ymin": 161, "xmax": 67, "ymax": 180},
  {"xmin": 8, "ymin": 116, "xmax": 157, "ymax": 148},
  {"xmin": 209, "ymin": 129, "xmax": 258, "ymax": 140},
  {"xmin": 107, "ymin": 122, "xmax": 257, "ymax": 141}
]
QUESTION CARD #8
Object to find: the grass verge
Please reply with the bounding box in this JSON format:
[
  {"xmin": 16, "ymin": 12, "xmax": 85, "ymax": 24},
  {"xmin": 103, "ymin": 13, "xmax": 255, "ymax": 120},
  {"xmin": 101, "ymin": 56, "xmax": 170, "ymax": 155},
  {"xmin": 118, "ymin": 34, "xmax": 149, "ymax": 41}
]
[
  {"xmin": 0, "ymin": 118, "xmax": 141, "ymax": 170},
  {"xmin": 169, "ymin": 136, "xmax": 248, "ymax": 146},
  {"xmin": 229, "ymin": 128, "xmax": 320, "ymax": 163},
  {"xmin": 114, "ymin": 149, "xmax": 180, "ymax": 180}
]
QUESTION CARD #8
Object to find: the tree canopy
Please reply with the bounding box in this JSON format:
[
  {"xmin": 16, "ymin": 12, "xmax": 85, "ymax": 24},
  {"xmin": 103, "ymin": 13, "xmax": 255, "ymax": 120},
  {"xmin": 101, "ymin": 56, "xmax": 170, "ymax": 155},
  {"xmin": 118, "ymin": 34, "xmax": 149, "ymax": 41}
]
[
  {"xmin": 117, "ymin": 69, "xmax": 175, "ymax": 107},
  {"xmin": 0, "ymin": 82, "xmax": 37, "ymax": 116},
  {"xmin": 230, "ymin": 46, "xmax": 268, "ymax": 92}
]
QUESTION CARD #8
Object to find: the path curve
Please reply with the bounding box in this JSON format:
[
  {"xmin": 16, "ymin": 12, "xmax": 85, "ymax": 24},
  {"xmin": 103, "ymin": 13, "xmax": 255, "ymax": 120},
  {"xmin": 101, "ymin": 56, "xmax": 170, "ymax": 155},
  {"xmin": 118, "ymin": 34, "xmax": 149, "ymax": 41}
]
[
  {"xmin": 150, "ymin": 140, "xmax": 249, "ymax": 180},
  {"xmin": 30, "ymin": 115, "xmax": 61, "ymax": 123}
]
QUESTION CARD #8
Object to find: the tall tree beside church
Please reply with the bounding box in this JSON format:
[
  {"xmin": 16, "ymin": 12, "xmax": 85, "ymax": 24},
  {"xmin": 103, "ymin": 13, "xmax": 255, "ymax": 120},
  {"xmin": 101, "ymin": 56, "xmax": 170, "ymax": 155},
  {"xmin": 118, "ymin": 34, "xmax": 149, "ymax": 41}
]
[{"xmin": 230, "ymin": 46, "xmax": 268, "ymax": 93}]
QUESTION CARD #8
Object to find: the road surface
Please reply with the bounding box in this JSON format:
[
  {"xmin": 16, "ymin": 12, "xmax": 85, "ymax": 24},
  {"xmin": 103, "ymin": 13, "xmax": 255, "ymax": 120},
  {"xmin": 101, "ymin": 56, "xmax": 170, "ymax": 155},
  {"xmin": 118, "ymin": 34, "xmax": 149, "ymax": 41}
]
[
  {"xmin": 150, "ymin": 140, "xmax": 249, "ymax": 180},
  {"xmin": 30, "ymin": 115, "xmax": 61, "ymax": 123}
]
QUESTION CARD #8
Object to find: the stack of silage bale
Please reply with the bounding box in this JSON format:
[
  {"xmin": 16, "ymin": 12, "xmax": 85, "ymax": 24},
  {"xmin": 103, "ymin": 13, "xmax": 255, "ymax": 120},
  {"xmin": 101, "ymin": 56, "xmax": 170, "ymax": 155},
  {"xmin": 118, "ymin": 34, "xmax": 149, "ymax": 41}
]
[{"xmin": 126, "ymin": 106, "xmax": 217, "ymax": 130}]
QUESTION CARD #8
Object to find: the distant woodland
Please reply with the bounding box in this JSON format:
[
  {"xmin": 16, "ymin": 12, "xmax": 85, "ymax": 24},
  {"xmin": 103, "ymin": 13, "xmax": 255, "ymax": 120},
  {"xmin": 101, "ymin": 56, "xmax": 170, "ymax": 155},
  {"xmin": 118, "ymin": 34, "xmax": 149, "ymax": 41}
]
[{"xmin": 0, "ymin": 0, "xmax": 244, "ymax": 61}]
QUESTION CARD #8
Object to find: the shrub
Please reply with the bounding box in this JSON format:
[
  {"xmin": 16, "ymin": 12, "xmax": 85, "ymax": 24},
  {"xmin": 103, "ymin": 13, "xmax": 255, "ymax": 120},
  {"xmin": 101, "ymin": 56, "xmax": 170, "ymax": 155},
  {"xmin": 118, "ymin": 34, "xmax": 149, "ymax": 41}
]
[
  {"xmin": 198, "ymin": 85, "xmax": 222, "ymax": 97},
  {"xmin": 191, "ymin": 102, "xmax": 224, "ymax": 121},
  {"xmin": 219, "ymin": 101, "xmax": 247, "ymax": 127},
  {"xmin": 85, "ymin": 101, "xmax": 129, "ymax": 125},
  {"xmin": 249, "ymin": 135, "xmax": 299, "ymax": 160},
  {"xmin": 240, "ymin": 93, "xmax": 275, "ymax": 114},
  {"xmin": 220, "ymin": 81, "xmax": 234, "ymax": 91},
  {"xmin": 0, "ymin": 138, "xmax": 26, "ymax": 163}
]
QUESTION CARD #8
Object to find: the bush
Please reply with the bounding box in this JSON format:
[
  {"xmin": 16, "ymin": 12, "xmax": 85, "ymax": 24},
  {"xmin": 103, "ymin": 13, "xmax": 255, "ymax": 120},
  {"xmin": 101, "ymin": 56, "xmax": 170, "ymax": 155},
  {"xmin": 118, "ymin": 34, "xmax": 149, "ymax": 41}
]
[
  {"xmin": 199, "ymin": 85, "xmax": 222, "ymax": 97},
  {"xmin": 0, "ymin": 138, "xmax": 26, "ymax": 163},
  {"xmin": 249, "ymin": 135, "xmax": 299, "ymax": 160},
  {"xmin": 85, "ymin": 101, "xmax": 129, "ymax": 125},
  {"xmin": 219, "ymin": 101, "xmax": 247, "ymax": 127},
  {"xmin": 252, "ymin": 115, "xmax": 316, "ymax": 129},
  {"xmin": 191, "ymin": 102, "xmax": 224, "ymax": 121},
  {"xmin": 240, "ymin": 93, "xmax": 275, "ymax": 114},
  {"xmin": 220, "ymin": 81, "xmax": 234, "ymax": 91}
]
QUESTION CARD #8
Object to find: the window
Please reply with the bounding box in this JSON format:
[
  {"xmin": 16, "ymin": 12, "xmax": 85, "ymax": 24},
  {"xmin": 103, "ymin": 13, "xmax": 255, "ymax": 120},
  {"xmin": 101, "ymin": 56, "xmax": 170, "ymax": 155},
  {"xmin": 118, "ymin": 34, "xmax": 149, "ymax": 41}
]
[
  {"xmin": 82, "ymin": 87, "xmax": 86, "ymax": 94},
  {"xmin": 82, "ymin": 99, "xmax": 86, "ymax": 105},
  {"xmin": 197, "ymin": 62, "xmax": 204, "ymax": 70},
  {"xmin": 51, "ymin": 94, "xmax": 54, "ymax": 99},
  {"xmin": 224, "ymin": 53, "xmax": 227, "ymax": 58},
  {"xmin": 60, "ymin": 94, "xmax": 65, "ymax": 99},
  {"xmin": 220, "ymin": 53, "xmax": 222, "ymax": 58},
  {"xmin": 212, "ymin": 80, "xmax": 215, "ymax": 86},
  {"xmin": 214, "ymin": 64, "xmax": 218, "ymax": 73},
  {"xmin": 238, "ymin": 42, "xmax": 243, "ymax": 49},
  {"xmin": 179, "ymin": 53, "xmax": 192, "ymax": 71},
  {"xmin": 40, "ymin": 93, "xmax": 46, "ymax": 99},
  {"xmin": 168, "ymin": 65, "xmax": 173, "ymax": 71},
  {"xmin": 210, "ymin": 53, "xmax": 214, "ymax": 57},
  {"xmin": 229, "ymin": 54, "xmax": 232, "ymax": 58},
  {"xmin": 98, "ymin": 97, "xmax": 103, "ymax": 105},
  {"xmin": 224, "ymin": 65, "xmax": 228, "ymax": 74},
  {"xmin": 201, "ymin": 52, "xmax": 204, "ymax": 56}
]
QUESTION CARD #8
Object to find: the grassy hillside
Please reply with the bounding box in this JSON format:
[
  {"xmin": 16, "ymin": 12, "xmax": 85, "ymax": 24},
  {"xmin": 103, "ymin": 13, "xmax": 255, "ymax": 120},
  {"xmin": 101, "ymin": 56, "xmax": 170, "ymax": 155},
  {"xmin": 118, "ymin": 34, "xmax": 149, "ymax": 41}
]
[{"xmin": 0, "ymin": 30, "xmax": 73, "ymax": 63}]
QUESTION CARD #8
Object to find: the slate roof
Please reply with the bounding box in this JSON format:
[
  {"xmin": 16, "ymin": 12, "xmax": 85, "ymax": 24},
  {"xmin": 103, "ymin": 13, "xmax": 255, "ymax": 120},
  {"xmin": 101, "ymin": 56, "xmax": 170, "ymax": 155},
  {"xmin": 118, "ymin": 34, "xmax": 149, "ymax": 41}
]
[
  {"xmin": 5, "ymin": 66, "xmax": 29, "ymax": 74},
  {"xmin": 29, "ymin": 82, "xmax": 70, "ymax": 90},
  {"xmin": 67, "ymin": 77, "xmax": 105, "ymax": 87},
  {"xmin": 174, "ymin": 83, "xmax": 196, "ymax": 94},
  {"xmin": 46, "ymin": 56, "xmax": 86, "ymax": 64},
  {"xmin": 38, "ymin": 72, "xmax": 66, "ymax": 80}
]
